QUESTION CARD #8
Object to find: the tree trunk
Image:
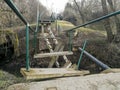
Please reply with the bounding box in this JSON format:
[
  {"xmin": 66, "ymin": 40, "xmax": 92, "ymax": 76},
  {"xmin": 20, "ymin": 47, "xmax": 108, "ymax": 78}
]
[
  {"xmin": 73, "ymin": 0, "xmax": 85, "ymax": 24},
  {"xmin": 101, "ymin": 0, "xmax": 113, "ymax": 42},
  {"xmin": 107, "ymin": 0, "xmax": 120, "ymax": 42}
]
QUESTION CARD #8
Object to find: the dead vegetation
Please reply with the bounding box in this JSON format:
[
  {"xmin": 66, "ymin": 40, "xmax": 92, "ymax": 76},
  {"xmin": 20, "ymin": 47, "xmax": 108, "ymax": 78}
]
[{"xmin": 0, "ymin": 20, "xmax": 120, "ymax": 90}]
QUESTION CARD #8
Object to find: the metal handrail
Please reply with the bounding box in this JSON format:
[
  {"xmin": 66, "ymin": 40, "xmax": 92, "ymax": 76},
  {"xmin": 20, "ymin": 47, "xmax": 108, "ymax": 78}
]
[
  {"xmin": 4, "ymin": 0, "xmax": 32, "ymax": 71},
  {"xmin": 66, "ymin": 10, "xmax": 120, "ymax": 31},
  {"xmin": 4, "ymin": 0, "xmax": 117, "ymax": 71}
]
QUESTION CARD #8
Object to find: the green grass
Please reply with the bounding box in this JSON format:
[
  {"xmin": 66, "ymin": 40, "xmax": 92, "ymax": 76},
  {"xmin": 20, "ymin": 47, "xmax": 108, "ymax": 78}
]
[
  {"xmin": 56, "ymin": 20, "xmax": 106, "ymax": 36},
  {"xmin": 57, "ymin": 20, "xmax": 74, "ymax": 27},
  {"xmin": 56, "ymin": 20, "xmax": 74, "ymax": 30},
  {"xmin": 76, "ymin": 27, "xmax": 106, "ymax": 36}
]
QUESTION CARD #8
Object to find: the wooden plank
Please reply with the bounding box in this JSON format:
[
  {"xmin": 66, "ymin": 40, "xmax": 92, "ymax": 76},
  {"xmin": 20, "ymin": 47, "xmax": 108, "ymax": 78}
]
[
  {"xmin": 38, "ymin": 33, "xmax": 49, "ymax": 37},
  {"xmin": 63, "ymin": 61, "xmax": 72, "ymax": 68},
  {"xmin": 48, "ymin": 42, "xmax": 72, "ymax": 68},
  {"xmin": 39, "ymin": 19, "xmax": 54, "ymax": 23},
  {"xmin": 48, "ymin": 42, "xmax": 63, "ymax": 68},
  {"xmin": 44, "ymin": 38, "xmax": 53, "ymax": 52},
  {"xmin": 54, "ymin": 42, "xmax": 63, "ymax": 52},
  {"xmin": 48, "ymin": 27, "xmax": 58, "ymax": 45},
  {"xmin": 70, "ymin": 64, "xmax": 78, "ymax": 69},
  {"xmin": 48, "ymin": 45, "xmax": 64, "ymax": 68},
  {"xmin": 34, "ymin": 51, "xmax": 73, "ymax": 58},
  {"xmin": 62, "ymin": 55, "xmax": 72, "ymax": 68},
  {"xmin": 63, "ymin": 55, "xmax": 69, "ymax": 62},
  {"xmin": 20, "ymin": 68, "xmax": 90, "ymax": 80},
  {"xmin": 37, "ymin": 36, "xmax": 60, "ymax": 39},
  {"xmin": 41, "ymin": 25, "xmax": 44, "ymax": 36}
]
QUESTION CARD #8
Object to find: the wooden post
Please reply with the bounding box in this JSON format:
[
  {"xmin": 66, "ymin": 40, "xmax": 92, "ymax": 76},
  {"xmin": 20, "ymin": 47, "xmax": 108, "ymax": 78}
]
[{"xmin": 47, "ymin": 25, "xmax": 58, "ymax": 45}]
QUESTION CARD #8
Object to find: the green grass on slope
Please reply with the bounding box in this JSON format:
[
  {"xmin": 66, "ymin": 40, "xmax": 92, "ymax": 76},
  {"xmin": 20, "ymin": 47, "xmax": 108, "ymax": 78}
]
[
  {"xmin": 76, "ymin": 27, "xmax": 106, "ymax": 36},
  {"xmin": 57, "ymin": 20, "xmax": 106, "ymax": 36},
  {"xmin": 57, "ymin": 20, "xmax": 74, "ymax": 27},
  {"xmin": 56, "ymin": 20, "xmax": 75, "ymax": 30}
]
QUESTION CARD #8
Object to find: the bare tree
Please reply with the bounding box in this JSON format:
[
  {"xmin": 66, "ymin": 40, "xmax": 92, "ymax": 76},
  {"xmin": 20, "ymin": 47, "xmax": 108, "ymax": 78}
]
[
  {"xmin": 0, "ymin": 0, "xmax": 48, "ymax": 28},
  {"xmin": 101, "ymin": 0, "xmax": 113, "ymax": 42},
  {"xmin": 107, "ymin": 0, "xmax": 120, "ymax": 42},
  {"xmin": 73, "ymin": 0, "xmax": 85, "ymax": 24},
  {"xmin": 63, "ymin": 3, "xmax": 77, "ymax": 25}
]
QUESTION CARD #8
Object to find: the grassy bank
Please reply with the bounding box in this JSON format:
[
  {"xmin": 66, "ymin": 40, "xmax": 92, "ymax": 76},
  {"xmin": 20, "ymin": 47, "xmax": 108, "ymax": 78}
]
[{"xmin": 0, "ymin": 20, "xmax": 120, "ymax": 89}]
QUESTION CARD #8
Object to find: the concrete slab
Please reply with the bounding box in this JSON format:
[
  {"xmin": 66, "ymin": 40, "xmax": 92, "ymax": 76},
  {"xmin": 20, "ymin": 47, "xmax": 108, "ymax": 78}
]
[
  {"xmin": 101, "ymin": 68, "xmax": 120, "ymax": 74},
  {"xmin": 20, "ymin": 68, "xmax": 89, "ymax": 80},
  {"xmin": 8, "ymin": 73, "xmax": 120, "ymax": 90}
]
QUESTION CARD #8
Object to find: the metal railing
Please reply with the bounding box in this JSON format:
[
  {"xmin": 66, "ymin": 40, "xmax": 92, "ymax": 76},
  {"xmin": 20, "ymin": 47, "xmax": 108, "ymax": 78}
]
[
  {"xmin": 66, "ymin": 9, "xmax": 120, "ymax": 70},
  {"xmin": 4, "ymin": 0, "xmax": 33, "ymax": 71},
  {"xmin": 4, "ymin": 0, "xmax": 120, "ymax": 71},
  {"xmin": 78, "ymin": 48, "xmax": 110, "ymax": 70},
  {"xmin": 66, "ymin": 10, "xmax": 120, "ymax": 31}
]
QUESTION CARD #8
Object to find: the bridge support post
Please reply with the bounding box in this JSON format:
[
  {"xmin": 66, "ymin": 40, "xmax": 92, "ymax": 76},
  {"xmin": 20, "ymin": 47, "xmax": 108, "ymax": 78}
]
[{"xmin": 26, "ymin": 24, "xmax": 30, "ymax": 71}]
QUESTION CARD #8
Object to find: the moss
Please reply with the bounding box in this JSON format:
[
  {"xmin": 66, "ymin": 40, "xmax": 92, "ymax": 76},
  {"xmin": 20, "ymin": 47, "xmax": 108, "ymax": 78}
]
[
  {"xmin": 0, "ymin": 70, "xmax": 28, "ymax": 90},
  {"xmin": 0, "ymin": 70, "xmax": 4, "ymax": 78}
]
